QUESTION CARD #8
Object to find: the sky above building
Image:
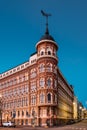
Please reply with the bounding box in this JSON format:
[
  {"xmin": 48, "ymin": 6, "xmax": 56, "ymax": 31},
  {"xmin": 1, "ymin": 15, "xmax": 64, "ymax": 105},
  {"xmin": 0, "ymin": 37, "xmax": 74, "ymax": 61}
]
[{"xmin": 0, "ymin": 0, "xmax": 87, "ymax": 107}]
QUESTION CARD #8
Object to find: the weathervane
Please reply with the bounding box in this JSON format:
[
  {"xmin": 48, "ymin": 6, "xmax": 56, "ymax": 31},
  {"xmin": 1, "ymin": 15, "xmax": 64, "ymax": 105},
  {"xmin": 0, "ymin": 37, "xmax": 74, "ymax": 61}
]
[{"xmin": 41, "ymin": 10, "xmax": 51, "ymax": 34}]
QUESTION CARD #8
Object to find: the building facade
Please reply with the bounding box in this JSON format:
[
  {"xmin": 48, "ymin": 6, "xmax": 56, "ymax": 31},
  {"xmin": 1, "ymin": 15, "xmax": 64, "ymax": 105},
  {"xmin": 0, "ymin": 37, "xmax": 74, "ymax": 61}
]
[
  {"xmin": 73, "ymin": 96, "xmax": 78, "ymax": 120},
  {"xmin": 0, "ymin": 21, "xmax": 74, "ymax": 126}
]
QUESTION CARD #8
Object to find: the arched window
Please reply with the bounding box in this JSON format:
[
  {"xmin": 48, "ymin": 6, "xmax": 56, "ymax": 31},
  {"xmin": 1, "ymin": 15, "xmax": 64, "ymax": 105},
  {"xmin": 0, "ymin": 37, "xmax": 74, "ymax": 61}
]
[
  {"xmin": 30, "ymin": 69, "xmax": 36, "ymax": 78},
  {"xmin": 47, "ymin": 48, "xmax": 52, "ymax": 55},
  {"xmin": 47, "ymin": 93, "xmax": 51, "ymax": 103},
  {"xmin": 39, "ymin": 64, "xmax": 45, "ymax": 72},
  {"xmin": 31, "ymin": 95, "xmax": 36, "ymax": 105},
  {"xmin": 46, "ymin": 63, "xmax": 52, "ymax": 72},
  {"xmin": 41, "ymin": 51, "xmax": 44, "ymax": 55},
  {"xmin": 40, "ymin": 93, "xmax": 45, "ymax": 103},
  {"xmin": 34, "ymin": 95, "xmax": 36, "ymax": 105},
  {"xmin": 47, "ymin": 78, "xmax": 52, "ymax": 87},
  {"xmin": 48, "ymin": 51, "xmax": 51, "ymax": 55},
  {"xmin": 40, "ymin": 78, "xmax": 45, "ymax": 87},
  {"xmin": 40, "ymin": 48, "xmax": 45, "ymax": 56}
]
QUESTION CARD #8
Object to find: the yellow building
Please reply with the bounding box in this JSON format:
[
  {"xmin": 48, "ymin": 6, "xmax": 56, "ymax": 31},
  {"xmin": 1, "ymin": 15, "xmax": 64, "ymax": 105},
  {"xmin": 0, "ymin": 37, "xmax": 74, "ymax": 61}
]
[
  {"xmin": 0, "ymin": 14, "xmax": 74, "ymax": 126},
  {"xmin": 73, "ymin": 96, "xmax": 78, "ymax": 120}
]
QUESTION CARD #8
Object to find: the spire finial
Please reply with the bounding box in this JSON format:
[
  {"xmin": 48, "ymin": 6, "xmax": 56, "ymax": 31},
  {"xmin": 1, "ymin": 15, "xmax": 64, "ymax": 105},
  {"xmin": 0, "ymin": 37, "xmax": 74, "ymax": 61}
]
[{"xmin": 41, "ymin": 10, "xmax": 51, "ymax": 34}]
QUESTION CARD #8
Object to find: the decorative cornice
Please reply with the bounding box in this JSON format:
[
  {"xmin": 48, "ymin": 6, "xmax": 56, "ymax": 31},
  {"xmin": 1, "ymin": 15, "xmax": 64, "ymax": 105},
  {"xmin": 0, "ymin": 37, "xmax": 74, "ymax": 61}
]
[{"xmin": 36, "ymin": 39, "xmax": 58, "ymax": 50}]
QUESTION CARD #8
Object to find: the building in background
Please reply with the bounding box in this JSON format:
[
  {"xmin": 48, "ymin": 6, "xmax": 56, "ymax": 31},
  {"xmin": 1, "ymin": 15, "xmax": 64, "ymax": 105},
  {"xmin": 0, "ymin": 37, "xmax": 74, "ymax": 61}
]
[
  {"xmin": 77, "ymin": 101, "xmax": 86, "ymax": 120},
  {"xmin": 73, "ymin": 96, "xmax": 78, "ymax": 120},
  {"xmin": 0, "ymin": 13, "xmax": 74, "ymax": 126}
]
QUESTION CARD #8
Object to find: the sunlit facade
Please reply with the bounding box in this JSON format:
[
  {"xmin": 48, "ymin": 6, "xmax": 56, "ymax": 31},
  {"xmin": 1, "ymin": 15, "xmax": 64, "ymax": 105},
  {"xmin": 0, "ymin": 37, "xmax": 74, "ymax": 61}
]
[
  {"xmin": 0, "ymin": 24, "xmax": 74, "ymax": 126},
  {"xmin": 73, "ymin": 96, "xmax": 78, "ymax": 119}
]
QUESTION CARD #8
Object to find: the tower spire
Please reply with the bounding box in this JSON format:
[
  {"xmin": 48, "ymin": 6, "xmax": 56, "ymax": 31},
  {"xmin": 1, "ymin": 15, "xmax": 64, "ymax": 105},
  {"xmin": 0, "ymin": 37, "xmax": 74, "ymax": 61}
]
[{"xmin": 41, "ymin": 10, "xmax": 51, "ymax": 34}]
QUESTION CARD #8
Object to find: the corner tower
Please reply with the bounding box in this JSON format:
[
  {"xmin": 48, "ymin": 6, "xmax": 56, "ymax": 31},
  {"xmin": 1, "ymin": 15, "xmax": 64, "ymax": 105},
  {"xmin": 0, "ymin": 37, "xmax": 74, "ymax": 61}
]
[
  {"xmin": 36, "ymin": 10, "xmax": 58, "ymax": 63},
  {"xmin": 36, "ymin": 11, "xmax": 58, "ymax": 126}
]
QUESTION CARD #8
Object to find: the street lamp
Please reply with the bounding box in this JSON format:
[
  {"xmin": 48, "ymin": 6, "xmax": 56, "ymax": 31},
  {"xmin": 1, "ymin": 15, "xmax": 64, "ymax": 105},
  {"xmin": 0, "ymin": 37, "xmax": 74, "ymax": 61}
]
[
  {"xmin": 0, "ymin": 94, "xmax": 2, "ymax": 126},
  {"xmin": 79, "ymin": 106, "xmax": 82, "ymax": 120}
]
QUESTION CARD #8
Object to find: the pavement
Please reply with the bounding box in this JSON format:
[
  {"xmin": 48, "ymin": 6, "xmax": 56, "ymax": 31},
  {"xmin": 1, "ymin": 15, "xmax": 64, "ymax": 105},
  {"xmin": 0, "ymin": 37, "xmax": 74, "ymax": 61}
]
[{"xmin": 0, "ymin": 120, "xmax": 87, "ymax": 130}]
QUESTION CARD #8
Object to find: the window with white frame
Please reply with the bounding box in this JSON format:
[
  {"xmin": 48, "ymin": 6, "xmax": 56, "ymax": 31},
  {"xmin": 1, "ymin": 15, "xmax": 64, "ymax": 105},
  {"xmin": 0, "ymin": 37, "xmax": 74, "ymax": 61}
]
[
  {"xmin": 40, "ymin": 78, "xmax": 45, "ymax": 88},
  {"xmin": 40, "ymin": 48, "xmax": 45, "ymax": 56},
  {"xmin": 40, "ymin": 93, "xmax": 45, "ymax": 103},
  {"xmin": 39, "ymin": 64, "xmax": 45, "ymax": 72},
  {"xmin": 31, "ymin": 95, "xmax": 36, "ymax": 105},
  {"xmin": 46, "ymin": 63, "xmax": 52, "ymax": 72},
  {"xmin": 47, "ymin": 78, "xmax": 52, "ymax": 88},
  {"xmin": 47, "ymin": 47, "xmax": 52, "ymax": 55},
  {"xmin": 31, "ymin": 81, "xmax": 36, "ymax": 92},
  {"xmin": 30, "ymin": 69, "xmax": 36, "ymax": 78}
]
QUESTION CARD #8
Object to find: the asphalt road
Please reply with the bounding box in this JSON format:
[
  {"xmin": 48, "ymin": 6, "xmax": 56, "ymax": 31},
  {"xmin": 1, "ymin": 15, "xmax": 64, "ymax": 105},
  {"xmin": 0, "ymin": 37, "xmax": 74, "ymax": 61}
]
[{"xmin": 0, "ymin": 120, "xmax": 87, "ymax": 130}]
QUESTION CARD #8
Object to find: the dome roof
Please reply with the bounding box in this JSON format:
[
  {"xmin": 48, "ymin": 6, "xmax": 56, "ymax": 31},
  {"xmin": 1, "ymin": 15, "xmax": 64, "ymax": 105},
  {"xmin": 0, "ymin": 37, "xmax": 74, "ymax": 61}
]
[
  {"xmin": 40, "ymin": 27, "xmax": 55, "ymax": 41},
  {"xmin": 40, "ymin": 33, "xmax": 55, "ymax": 41}
]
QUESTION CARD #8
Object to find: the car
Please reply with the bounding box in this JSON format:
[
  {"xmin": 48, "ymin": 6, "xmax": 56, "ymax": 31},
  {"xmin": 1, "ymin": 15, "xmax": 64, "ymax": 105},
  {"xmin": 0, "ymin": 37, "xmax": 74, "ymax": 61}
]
[
  {"xmin": 2, "ymin": 121, "xmax": 16, "ymax": 127},
  {"xmin": 66, "ymin": 120, "xmax": 75, "ymax": 125}
]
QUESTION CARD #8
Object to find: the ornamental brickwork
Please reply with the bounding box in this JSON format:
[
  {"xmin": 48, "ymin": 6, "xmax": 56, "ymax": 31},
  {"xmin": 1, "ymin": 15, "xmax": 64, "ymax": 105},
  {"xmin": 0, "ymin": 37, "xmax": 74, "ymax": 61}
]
[{"xmin": 0, "ymin": 34, "xmax": 74, "ymax": 126}]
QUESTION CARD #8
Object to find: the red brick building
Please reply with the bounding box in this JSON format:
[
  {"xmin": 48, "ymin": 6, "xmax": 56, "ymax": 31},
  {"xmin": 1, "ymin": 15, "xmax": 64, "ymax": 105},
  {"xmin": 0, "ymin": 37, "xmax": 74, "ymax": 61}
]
[{"xmin": 0, "ymin": 21, "xmax": 74, "ymax": 126}]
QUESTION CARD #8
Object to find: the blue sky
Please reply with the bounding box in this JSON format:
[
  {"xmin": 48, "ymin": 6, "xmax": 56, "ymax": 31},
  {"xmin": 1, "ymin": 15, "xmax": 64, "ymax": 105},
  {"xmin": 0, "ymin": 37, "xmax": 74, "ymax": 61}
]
[{"xmin": 0, "ymin": 0, "xmax": 87, "ymax": 107}]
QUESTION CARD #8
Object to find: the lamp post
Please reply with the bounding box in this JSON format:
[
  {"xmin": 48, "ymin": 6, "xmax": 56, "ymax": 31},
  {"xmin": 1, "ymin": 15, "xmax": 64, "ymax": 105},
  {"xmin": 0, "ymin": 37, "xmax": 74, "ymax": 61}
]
[
  {"xmin": 79, "ymin": 106, "xmax": 82, "ymax": 120},
  {"xmin": 0, "ymin": 94, "xmax": 2, "ymax": 126}
]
